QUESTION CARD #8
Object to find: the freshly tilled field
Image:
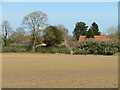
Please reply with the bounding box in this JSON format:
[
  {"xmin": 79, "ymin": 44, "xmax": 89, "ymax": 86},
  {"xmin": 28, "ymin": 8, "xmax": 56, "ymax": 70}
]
[{"xmin": 2, "ymin": 53, "xmax": 118, "ymax": 88}]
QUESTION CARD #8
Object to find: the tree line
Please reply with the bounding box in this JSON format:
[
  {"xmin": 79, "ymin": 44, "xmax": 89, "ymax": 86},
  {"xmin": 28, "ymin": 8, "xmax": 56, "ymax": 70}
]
[
  {"xmin": 1, "ymin": 11, "xmax": 119, "ymax": 54},
  {"xmin": 1, "ymin": 11, "xmax": 71, "ymax": 52}
]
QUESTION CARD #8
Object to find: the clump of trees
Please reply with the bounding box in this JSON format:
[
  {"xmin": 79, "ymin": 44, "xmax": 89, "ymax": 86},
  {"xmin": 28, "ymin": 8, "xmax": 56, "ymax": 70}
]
[
  {"xmin": 1, "ymin": 11, "xmax": 72, "ymax": 54},
  {"xmin": 73, "ymin": 22, "xmax": 101, "ymax": 41},
  {"xmin": 72, "ymin": 26, "xmax": 119, "ymax": 55}
]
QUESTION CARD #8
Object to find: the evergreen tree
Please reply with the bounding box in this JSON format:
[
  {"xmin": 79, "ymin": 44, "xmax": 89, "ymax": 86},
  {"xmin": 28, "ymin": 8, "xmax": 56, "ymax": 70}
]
[
  {"xmin": 91, "ymin": 22, "xmax": 101, "ymax": 35},
  {"xmin": 86, "ymin": 27, "xmax": 94, "ymax": 38},
  {"xmin": 73, "ymin": 22, "xmax": 88, "ymax": 41}
]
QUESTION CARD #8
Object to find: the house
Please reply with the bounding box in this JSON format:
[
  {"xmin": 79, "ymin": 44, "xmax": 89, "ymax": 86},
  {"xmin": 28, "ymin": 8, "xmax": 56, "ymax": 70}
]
[
  {"xmin": 94, "ymin": 36, "xmax": 109, "ymax": 40},
  {"xmin": 78, "ymin": 36, "xmax": 86, "ymax": 42},
  {"xmin": 78, "ymin": 35, "xmax": 109, "ymax": 42},
  {"xmin": 36, "ymin": 42, "xmax": 47, "ymax": 47},
  {"xmin": 39, "ymin": 42, "xmax": 46, "ymax": 46}
]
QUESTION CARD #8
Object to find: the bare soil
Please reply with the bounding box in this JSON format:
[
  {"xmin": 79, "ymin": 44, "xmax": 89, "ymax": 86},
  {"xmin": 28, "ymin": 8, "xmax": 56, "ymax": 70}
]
[{"xmin": 2, "ymin": 53, "xmax": 118, "ymax": 88}]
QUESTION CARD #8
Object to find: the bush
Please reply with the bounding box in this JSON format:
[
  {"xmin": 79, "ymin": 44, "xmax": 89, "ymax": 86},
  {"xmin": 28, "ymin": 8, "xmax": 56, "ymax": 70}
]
[
  {"xmin": 73, "ymin": 39, "xmax": 118, "ymax": 55},
  {"xmin": 35, "ymin": 45, "xmax": 70, "ymax": 54}
]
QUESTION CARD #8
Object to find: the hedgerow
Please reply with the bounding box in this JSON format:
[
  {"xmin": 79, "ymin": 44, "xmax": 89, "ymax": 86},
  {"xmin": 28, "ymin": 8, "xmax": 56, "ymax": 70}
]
[{"xmin": 73, "ymin": 39, "xmax": 118, "ymax": 55}]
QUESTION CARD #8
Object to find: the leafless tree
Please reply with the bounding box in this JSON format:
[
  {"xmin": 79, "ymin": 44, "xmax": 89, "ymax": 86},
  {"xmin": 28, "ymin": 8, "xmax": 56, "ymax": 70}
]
[
  {"xmin": 11, "ymin": 27, "xmax": 26, "ymax": 43},
  {"xmin": 2, "ymin": 20, "xmax": 13, "ymax": 47},
  {"xmin": 107, "ymin": 27, "xmax": 118, "ymax": 40},
  {"xmin": 22, "ymin": 11, "xmax": 48, "ymax": 52},
  {"xmin": 16, "ymin": 27, "xmax": 25, "ymax": 37}
]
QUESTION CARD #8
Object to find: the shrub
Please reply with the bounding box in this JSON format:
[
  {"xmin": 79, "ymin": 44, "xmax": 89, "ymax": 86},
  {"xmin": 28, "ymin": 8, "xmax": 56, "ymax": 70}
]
[{"xmin": 73, "ymin": 39, "xmax": 118, "ymax": 55}]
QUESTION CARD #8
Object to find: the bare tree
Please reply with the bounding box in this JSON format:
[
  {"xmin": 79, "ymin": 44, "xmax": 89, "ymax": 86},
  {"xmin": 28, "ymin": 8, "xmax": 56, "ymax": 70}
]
[
  {"xmin": 11, "ymin": 27, "xmax": 26, "ymax": 43},
  {"xmin": 107, "ymin": 27, "xmax": 118, "ymax": 40},
  {"xmin": 22, "ymin": 11, "xmax": 48, "ymax": 52},
  {"xmin": 2, "ymin": 20, "xmax": 13, "ymax": 47},
  {"xmin": 16, "ymin": 27, "xmax": 25, "ymax": 37}
]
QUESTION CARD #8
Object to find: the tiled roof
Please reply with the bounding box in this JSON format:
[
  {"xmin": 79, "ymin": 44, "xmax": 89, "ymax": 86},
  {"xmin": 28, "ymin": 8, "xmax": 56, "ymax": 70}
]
[
  {"xmin": 78, "ymin": 36, "xmax": 109, "ymax": 42},
  {"xmin": 78, "ymin": 36, "xmax": 86, "ymax": 42},
  {"xmin": 94, "ymin": 36, "xmax": 109, "ymax": 40}
]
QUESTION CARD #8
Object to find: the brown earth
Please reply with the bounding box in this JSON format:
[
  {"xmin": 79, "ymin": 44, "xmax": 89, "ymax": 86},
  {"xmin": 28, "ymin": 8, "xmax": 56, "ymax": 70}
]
[{"xmin": 2, "ymin": 53, "xmax": 118, "ymax": 88}]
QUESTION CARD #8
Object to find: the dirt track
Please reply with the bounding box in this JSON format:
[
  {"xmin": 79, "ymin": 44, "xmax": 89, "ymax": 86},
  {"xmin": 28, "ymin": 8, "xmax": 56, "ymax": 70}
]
[{"xmin": 2, "ymin": 53, "xmax": 118, "ymax": 88}]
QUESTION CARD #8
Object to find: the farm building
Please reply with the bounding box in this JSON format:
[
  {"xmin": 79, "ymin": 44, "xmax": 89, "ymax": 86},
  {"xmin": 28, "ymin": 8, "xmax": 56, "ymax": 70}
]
[
  {"xmin": 78, "ymin": 36, "xmax": 86, "ymax": 42},
  {"xmin": 94, "ymin": 36, "xmax": 109, "ymax": 40},
  {"xmin": 78, "ymin": 36, "xmax": 109, "ymax": 42}
]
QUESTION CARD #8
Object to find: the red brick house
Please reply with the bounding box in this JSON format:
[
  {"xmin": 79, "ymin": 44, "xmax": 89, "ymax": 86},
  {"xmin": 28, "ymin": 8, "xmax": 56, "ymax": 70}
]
[{"xmin": 78, "ymin": 36, "xmax": 109, "ymax": 42}]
